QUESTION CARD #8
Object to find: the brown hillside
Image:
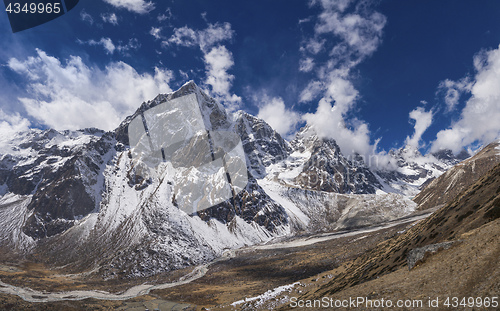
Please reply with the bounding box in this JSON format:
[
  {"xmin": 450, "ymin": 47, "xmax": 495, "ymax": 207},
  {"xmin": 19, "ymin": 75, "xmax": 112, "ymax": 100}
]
[
  {"xmin": 414, "ymin": 140, "xmax": 500, "ymax": 211},
  {"xmin": 307, "ymin": 161, "xmax": 500, "ymax": 298}
]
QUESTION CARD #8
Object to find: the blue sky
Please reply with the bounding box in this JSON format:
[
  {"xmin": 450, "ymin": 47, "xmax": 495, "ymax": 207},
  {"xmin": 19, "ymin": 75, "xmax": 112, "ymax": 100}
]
[{"xmin": 1, "ymin": 0, "xmax": 500, "ymax": 157}]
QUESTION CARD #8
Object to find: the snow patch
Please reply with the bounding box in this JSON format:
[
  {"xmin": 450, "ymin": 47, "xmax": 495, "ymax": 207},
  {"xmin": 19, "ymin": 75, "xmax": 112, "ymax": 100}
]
[
  {"xmin": 258, "ymin": 180, "xmax": 309, "ymax": 228},
  {"xmin": 231, "ymin": 282, "xmax": 300, "ymax": 307},
  {"xmin": 0, "ymin": 194, "xmax": 35, "ymax": 251}
]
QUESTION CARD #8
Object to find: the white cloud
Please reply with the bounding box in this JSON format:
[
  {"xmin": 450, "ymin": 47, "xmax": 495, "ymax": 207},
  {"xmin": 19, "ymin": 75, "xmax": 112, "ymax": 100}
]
[
  {"xmin": 164, "ymin": 22, "xmax": 234, "ymax": 52},
  {"xmin": 101, "ymin": 13, "xmax": 118, "ymax": 25},
  {"xmin": 299, "ymin": 16, "xmax": 313, "ymax": 24},
  {"xmin": 301, "ymin": 38, "xmax": 325, "ymax": 55},
  {"xmin": 7, "ymin": 49, "xmax": 173, "ymax": 131},
  {"xmin": 298, "ymin": 0, "xmax": 387, "ymax": 158},
  {"xmin": 303, "ymin": 98, "xmax": 372, "ymax": 157},
  {"xmin": 437, "ymin": 77, "xmax": 472, "ymax": 112},
  {"xmin": 257, "ymin": 97, "xmax": 300, "ymax": 137},
  {"xmin": 179, "ymin": 70, "xmax": 189, "ymax": 80},
  {"xmin": 204, "ymin": 46, "xmax": 241, "ymax": 110},
  {"xmin": 299, "ymin": 57, "xmax": 315, "ymax": 72},
  {"xmin": 150, "ymin": 27, "xmax": 162, "ymax": 40},
  {"xmin": 157, "ymin": 8, "xmax": 172, "ymax": 22},
  {"xmin": 299, "ymin": 80, "xmax": 324, "ymax": 102},
  {"xmin": 164, "ymin": 23, "xmax": 239, "ymax": 110},
  {"xmin": 324, "ymin": 74, "xmax": 358, "ymax": 109},
  {"xmin": 0, "ymin": 109, "xmax": 31, "ymax": 153},
  {"xmin": 432, "ymin": 44, "xmax": 500, "ymax": 153},
  {"xmin": 78, "ymin": 37, "xmax": 140, "ymax": 55},
  {"xmin": 300, "ymin": 72, "xmax": 367, "ymax": 157},
  {"xmin": 84, "ymin": 38, "xmax": 116, "ymax": 54},
  {"xmin": 310, "ymin": 0, "xmax": 353, "ymax": 13},
  {"xmin": 80, "ymin": 10, "xmax": 94, "ymax": 25},
  {"xmin": 166, "ymin": 26, "xmax": 197, "ymax": 47},
  {"xmin": 315, "ymin": 10, "xmax": 386, "ymax": 57},
  {"xmin": 103, "ymin": 0, "xmax": 154, "ymax": 14},
  {"xmin": 204, "ymin": 46, "xmax": 234, "ymax": 94},
  {"xmin": 405, "ymin": 107, "xmax": 433, "ymax": 148},
  {"xmin": 198, "ymin": 23, "xmax": 234, "ymax": 51},
  {"xmin": 120, "ymin": 38, "xmax": 141, "ymax": 53}
]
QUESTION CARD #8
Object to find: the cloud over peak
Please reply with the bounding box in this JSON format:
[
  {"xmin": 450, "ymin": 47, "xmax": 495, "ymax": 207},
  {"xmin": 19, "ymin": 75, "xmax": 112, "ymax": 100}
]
[
  {"xmin": 298, "ymin": 0, "xmax": 387, "ymax": 157},
  {"xmin": 204, "ymin": 45, "xmax": 241, "ymax": 108},
  {"xmin": 432, "ymin": 44, "xmax": 500, "ymax": 153},
  {"xmin": 164, "ymin": 22, "xmax": 240, "ymax": 110},
  {"xmin": 7, "ymin": 49, "xmax": 173, "ymax": 131},
  {"xmin": 257, "ymin": 96, "xmax": 300, "ymax": 138}
]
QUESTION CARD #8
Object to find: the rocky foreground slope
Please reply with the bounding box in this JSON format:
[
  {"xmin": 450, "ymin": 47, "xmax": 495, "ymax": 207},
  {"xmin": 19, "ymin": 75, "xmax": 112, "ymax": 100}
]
[
  {"xmin": 302, "ymin": 161, "xmax": 500, "ymax": 302},
  {"xmin": 414, "ymin": 139, "xmax": 500, "ymax": 210}
]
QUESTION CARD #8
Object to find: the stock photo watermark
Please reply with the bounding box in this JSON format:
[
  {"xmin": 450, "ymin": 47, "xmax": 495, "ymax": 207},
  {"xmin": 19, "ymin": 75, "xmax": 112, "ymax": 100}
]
[
  {"xmin": 289, "ymin": 296, "xmax": 499, "ymax": 309},
  {"xmin": 4, "ymin": 0, "xmax": 80, "ymax": 33}
]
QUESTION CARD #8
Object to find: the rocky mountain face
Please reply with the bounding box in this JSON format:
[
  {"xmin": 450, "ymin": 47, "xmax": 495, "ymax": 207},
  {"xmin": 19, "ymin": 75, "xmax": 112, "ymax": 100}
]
[
  {"xmin": 0, "ymin": 81, "xmax": 480, "ymax": 278},
  {"xmin": 258, "ymin": 124, "xmax": 468, "ymax": 197},
  {"xmin": 289, "ymin": 126, "xmax": 381, "ymax": 194},
  {"xmin": 0, "ymin": 82, "xmax": 297, "ymax": 278},
  {"xmin": 0, "ymin": 128, "xmax": 114, "ymax": 240},
  {"xmin": 372, "ymin": 145, "xmax": 470, "ymax": 197},
  {"xmin": 414, "ymin": 139, "xmax": 500, "ymax": 210},
  {"xmin": 233, "ymin": 111, "xmax": 292, "ymax": 178}
]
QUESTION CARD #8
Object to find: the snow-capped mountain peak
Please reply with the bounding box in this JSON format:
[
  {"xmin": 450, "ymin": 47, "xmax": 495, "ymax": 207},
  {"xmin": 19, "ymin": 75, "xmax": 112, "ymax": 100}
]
[{"xmin": 0, "ymin": 81, "xmax": 470, "ymax": 278}]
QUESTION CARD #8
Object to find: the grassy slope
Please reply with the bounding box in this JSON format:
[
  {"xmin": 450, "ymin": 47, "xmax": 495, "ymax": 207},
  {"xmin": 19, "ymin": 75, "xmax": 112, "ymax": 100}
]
[
  {"xmin": 414, "ymin": 141, "xmax": 500, "ymax": 211},
  {"xmin": 305, "ymin": 162, "xmax": 500, "ymax": 301}
]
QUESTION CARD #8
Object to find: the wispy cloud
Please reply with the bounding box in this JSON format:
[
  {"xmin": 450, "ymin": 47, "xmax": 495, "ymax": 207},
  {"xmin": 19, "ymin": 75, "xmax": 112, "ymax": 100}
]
[
  {"xmin": 0, "ymin": 109, "xmax": 31, "ymax": 153},
  {"xmin": 257, "ymin": 96, "xmax": 300, "ymax": 138},
  {"xmin": 298, "ymin": 0, "xmax": 386, "ymax": 158},
  {"xmin": 79, "ymin": 37, "xmax": 116, "ymax": 54},
  {"xmin": 204, "ymin": 46, "xmax": 241, "ymax": 111},
  {"xmin": 299, "ymin": 57, "xmax": 315, "ymax": 72},
  {"xmin": 405, "ymin": 106, "xmax": 434, "ymax": 149},
  {"xmin": 80, "ymin": 9, "xmax": 94, "ymax": 25},
  {"xmin": 314, "ymin": 5, "xmax": 385, "ymax": 57},
  {"xmin": 101, "ymin": 13, "xmax": 119, "ymax": 25},
  {"xmin": 300, "ymin": 38, "xmax": 325, "ymax": 55},
  {"xmin": 310, "ymin": 0, "xmax": 354, "ymax": 13},
  {"xmin": 150, "ymin": 27, "xmax": 162, "ymax": 40},
  {"xmin": 432, "ymin": 44, "xmax": 500, "ymax": 153},
  {"xmin": 299, "ymin": 80, "xmax": 323, "ymax": 102},
  {"xmin": 164, "ymin": 22, "xmax": 240, "ymax": 110},
  {"xmin": 78, "ymin": 37, "xmax": 140, "ymax": 55},
  {"xmin": 164, "ymin": 22, "xmax": 234, "ymax": 53},
  {"xmin": 7, "ymin": 49, "xmax": 173, "ymax": 131},
  {"xmin": 437, "ymin": 77, "xmax": 472, "ymax": 112},
  {"xmin": 103, "ymin": 0, "xmax": 155, "ymax": 14},
  {"xmin": 157, "ymin": 8, "xmax": 173, "ymax": 22}
]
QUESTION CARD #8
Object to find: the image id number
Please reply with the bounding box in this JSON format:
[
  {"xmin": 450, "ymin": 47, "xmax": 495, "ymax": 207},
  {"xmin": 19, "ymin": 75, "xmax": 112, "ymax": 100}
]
[{"xmin": 6, "ymin": 2, "xmax": 61, "ymax": 14}]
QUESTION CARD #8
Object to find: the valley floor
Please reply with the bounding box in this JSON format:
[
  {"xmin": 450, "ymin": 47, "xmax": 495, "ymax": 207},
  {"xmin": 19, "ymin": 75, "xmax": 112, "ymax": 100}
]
[{"xmin": 0, "ymin": 212, "xmax": 498, "ymax": 310}]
